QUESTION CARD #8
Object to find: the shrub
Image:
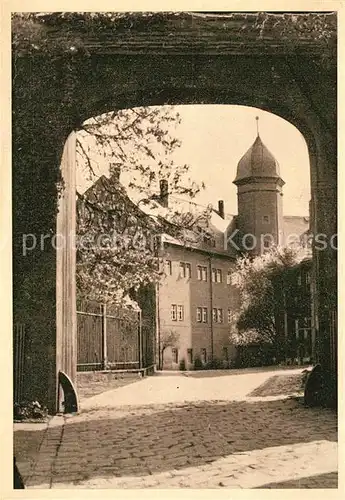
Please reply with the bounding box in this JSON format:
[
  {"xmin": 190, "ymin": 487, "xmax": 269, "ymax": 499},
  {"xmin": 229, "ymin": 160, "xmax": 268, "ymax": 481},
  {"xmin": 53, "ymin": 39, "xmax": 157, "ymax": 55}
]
[
  {"xmin": 179, "ymin": 358, "xmax": 186, "ymax": 371},
  {"xmin": 234, "ymin": 344, "xmax": 277, "ymax": 368},
  {"xmin": 193, "ymin": 357, "xmax": 203, "ymax": 370},
  {"xmin": 14, "ymin": 400, "xmax": 49, "ymax": 421},
  {"xmin": 204, "ymin": 358, "xmax": 223, "ymax": 370},
  {"xmin": 222, "ymin": 359, "xmax": 231, "ymax": 369}
]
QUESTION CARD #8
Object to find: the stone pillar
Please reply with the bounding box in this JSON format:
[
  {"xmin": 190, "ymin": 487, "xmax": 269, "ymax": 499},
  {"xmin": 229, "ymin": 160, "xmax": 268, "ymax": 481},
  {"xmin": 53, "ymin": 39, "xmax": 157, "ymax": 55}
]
[
  {"xmin": 56, "ymin": 132, "xmax": 77, "ymax": 409},
  {"xmin": 312, "ymin": 140, "xmax": 337, "ymax": 391}
]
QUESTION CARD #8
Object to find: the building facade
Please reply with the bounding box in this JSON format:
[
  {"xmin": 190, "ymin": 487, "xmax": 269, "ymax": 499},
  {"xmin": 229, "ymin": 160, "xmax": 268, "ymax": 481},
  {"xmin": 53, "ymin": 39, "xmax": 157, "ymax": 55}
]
[
  {"xmin": 157, "ymin": 125, "xmax": 311, "ymax": 369},
  {"xmin": 77, "ymin": 125, "xmax": 311, "ymax": 371},
  {"xmin": 158, "ymin": 239, "xmax": 240, "ymax": 369}
]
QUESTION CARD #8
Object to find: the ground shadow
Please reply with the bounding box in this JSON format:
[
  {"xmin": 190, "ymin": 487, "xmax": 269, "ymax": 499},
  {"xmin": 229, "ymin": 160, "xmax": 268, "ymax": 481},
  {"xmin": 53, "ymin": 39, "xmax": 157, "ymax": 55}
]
[
  {"xmin": 14, "ymin": 397, "xmax": 337, "ymax": 487},
  {"xmin": 255, "ymin": 472, "xmax": 338, "ymax": 489},
  {"xmin": 14, "ymin": 426, "xmax": 46, "ymax": 483},
  {"xmin": 247, "ymin": 373, "xmax": 303, "ymax": 397},
  {"xmin": 77, "ymin": 376, "xmax": 141, "ymax": 401},
  {"xmin": 183, "ymin": 365, "xmax": 306, "ymax": 379}
]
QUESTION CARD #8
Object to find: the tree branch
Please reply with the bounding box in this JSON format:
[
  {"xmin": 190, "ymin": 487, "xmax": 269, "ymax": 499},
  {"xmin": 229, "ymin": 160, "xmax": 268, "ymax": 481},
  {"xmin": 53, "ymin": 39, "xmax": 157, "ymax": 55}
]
[{"xmin": 76, "ymin": 137, "xmax": 96, "ymax": 177}]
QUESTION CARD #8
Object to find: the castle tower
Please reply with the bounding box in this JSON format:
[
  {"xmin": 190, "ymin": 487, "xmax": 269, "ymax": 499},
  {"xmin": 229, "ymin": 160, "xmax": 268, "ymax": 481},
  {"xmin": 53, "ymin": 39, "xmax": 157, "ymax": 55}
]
[{"xmin": 233, "ymin": 117, "xmax": 285, "ymax": 254}]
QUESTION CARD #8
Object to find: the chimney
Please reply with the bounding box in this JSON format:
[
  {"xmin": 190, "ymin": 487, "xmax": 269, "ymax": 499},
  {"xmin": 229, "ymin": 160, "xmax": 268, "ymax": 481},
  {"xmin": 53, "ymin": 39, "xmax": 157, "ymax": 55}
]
[
  {"xmin": 159, "ymin": 179, "xmax": 169, "ymax": 208},
  {"xmin": 110, "ymin": 163, "xmax": 121, "ymax": 182},
  {"xmin": 218, "ymin": 200, "xmax": 225, "ymax": 219}
]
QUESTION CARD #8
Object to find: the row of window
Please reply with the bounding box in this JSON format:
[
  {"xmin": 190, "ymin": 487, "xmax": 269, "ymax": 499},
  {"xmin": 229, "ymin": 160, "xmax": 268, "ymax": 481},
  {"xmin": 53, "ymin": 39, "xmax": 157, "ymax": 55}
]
[
  {"xmin": 171, "ymin": 304, "xmax": 184, "ymax": 321},
  {"xmin": 197, "ymin": 266, "xmax": 224, "ymax": 283},
  {"xmin": 179, "ymin": 261, "xmax": 191, "ymax": 278},
  {"xmin": 171, "ymin": 305, "xmax": 232, "ymax": 323},
  {"xmin": 171, "ymin": 347, "xmax": 229, "ymax": 364},
  {"xmin": 166, "ymin": 260, "xmax": 234, "ymax": 284},
  {"xmin": 197, "ymin": 307, "xmax": 230, "ymax": 323},
  {"xmin": 212, "ymin": 268, "xmax": 223, "ymax": 283}
]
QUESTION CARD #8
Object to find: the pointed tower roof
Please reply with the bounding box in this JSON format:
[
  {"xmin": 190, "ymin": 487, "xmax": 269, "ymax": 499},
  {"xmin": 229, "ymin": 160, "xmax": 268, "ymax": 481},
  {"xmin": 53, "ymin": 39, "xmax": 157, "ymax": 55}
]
[{"xmin": 233, "ymin": 117, "xmax": 283, "ymax": 185}]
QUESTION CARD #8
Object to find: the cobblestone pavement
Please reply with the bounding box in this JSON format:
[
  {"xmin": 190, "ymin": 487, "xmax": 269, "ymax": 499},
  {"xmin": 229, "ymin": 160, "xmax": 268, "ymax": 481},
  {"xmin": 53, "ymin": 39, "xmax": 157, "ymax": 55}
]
[{"xmin": 14, "ymin": 368, "xmax": 338, "ymax": 489}]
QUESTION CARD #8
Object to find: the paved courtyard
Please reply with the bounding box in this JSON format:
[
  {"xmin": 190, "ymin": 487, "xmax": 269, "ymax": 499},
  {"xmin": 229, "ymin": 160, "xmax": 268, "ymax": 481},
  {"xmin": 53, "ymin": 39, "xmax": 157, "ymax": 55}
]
[{"xmin": 14, "ymin": 367, "xmax": 338, "ymax": 489}]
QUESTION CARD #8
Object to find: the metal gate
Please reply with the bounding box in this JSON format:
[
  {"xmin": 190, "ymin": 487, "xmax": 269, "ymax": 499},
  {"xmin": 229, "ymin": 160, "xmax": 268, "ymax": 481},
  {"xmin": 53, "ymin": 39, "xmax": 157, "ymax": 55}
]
[
  {"xmin": 77, "ymin": 300, "xmax": 142, "ymax": 371},
  {"xmin": 13, "ymin": 323, "xmax": 26, "ymax": 403}
]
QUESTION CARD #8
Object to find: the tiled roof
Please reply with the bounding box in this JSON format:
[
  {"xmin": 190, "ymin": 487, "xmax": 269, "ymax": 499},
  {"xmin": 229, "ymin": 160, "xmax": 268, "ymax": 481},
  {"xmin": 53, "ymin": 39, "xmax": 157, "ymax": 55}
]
[{"xmin": 234, "ymin": 135, "xmax": 282, "ymax": 184}]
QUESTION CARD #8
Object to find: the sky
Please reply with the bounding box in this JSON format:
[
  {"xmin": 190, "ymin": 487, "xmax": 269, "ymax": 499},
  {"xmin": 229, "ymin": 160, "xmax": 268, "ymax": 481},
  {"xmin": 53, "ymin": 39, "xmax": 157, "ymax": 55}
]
[{"xmin": 76, "ymin": 104, "xmax": 311, "ymax": 217}]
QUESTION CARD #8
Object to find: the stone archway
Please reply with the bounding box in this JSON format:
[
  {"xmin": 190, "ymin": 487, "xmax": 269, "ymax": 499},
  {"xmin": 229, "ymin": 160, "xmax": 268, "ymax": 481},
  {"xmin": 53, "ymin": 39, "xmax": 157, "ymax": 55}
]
[{"xmin": 12, "ymin": 12, "xmax": 337, "ymax": 411}]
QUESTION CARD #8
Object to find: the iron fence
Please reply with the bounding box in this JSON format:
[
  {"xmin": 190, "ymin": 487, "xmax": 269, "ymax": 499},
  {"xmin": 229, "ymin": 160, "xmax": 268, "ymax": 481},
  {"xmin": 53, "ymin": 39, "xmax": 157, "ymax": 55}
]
[
  {"xmin": 77, "ymin": 300, "xmax": 143, "ymax": 372},
  {"xmin": 13, "ymin": 323, "xmax": 26, "ymax": 403}
]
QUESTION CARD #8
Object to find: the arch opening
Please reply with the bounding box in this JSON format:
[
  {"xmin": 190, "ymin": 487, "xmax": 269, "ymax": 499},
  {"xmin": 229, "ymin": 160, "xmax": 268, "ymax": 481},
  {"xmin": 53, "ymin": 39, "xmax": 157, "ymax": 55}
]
[{"xmin": 72, "ymin": 103, "xmax": 316, "ymax": 382}]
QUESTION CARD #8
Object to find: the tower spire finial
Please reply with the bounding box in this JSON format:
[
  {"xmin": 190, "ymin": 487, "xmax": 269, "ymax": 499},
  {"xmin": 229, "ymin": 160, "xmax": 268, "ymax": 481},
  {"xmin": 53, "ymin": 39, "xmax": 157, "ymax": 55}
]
[{"xmin": 255, "ymin": 116, "xmax": 260, "ymax": 137}]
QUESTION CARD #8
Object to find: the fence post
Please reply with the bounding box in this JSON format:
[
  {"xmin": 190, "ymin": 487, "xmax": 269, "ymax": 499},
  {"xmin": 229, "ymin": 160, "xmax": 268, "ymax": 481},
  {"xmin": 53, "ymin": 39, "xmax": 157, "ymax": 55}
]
[
  {"xmin": 138, "ymin": 310, "xmax": 143, "ymax": 369},
  {"xmin": 102, "ymin": 303, "xmax": 108, "ymax": 370}
]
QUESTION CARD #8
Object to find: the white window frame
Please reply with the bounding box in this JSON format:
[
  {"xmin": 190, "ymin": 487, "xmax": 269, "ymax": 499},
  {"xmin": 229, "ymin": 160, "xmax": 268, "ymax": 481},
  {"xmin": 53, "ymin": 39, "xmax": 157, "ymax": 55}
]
[
  {"xmin": 217, "ymin": 308, "xmax": 223, "ymax": 323},
  {"xmin": 197, "ymin": 266, "xmax": 202, "ymax": 281},
  {"xmin": 165, "ymin": 260, "xmax": 172, "ymax": 275},
  {"xmin": 263, "ymin": 238, "xmax": 271, "ymax": 249},
  {"xmin": 201, "ymin": 266, "xmax": 207, "ymax": 281},
  {"xmin": 180, "ymin": 261, "xmax": 191, "ymax": 278},
  {"xmin": 196, "ymin": 307, "xmax": 202, "ymax": 322},
  {"xmin": 171, "ymin": 304, "xmax": 177, "ymax": 321},
  {"xmin": 178, "ymin": 305, "xmax": 184, "ymax": 321},
  {"xmin": 202, "ymin": 307, "xmax": 208, "ymax": 323},
  {"xmin": 212, "ymin": 268, "xmax": 222, "ymax": 283},
  {"xmin": 186, "ymin": 263, "xmax": 191, "ymax": 279}
]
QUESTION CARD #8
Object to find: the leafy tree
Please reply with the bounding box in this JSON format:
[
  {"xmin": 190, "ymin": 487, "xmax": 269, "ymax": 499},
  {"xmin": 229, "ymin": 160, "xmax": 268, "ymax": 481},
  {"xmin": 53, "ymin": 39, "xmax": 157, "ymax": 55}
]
[
  {"xmin": 230, "ymin": 246, "xmax": 304, "ymax": 358},
  {"xmin": 76, "ymin": 106, "xmax": 211, "ymax": 304}
]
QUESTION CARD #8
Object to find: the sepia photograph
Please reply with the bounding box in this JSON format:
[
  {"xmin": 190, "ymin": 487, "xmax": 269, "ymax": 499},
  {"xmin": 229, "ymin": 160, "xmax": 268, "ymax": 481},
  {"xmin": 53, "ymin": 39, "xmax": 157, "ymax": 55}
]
[{"xmin": 7, "ymin": 6, "xmax": 339, "ymax": 492}]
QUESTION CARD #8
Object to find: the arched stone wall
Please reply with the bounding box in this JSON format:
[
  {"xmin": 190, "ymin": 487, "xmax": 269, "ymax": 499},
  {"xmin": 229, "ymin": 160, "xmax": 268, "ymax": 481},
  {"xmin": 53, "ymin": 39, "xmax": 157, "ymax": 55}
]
[{"xmin": 12, "ymin": 12, "xmax": 337, "ymax": 411}]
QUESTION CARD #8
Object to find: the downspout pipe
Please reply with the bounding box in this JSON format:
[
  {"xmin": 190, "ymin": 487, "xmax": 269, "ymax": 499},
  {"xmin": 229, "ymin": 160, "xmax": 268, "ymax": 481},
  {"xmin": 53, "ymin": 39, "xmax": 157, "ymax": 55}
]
[
  {"xmin": 209, "ymin": 256, "xmax": 214, "ymax": 360},
  {"xmin": 156, "ymin": 281, "xmax": 161, "ymax": 369}
]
